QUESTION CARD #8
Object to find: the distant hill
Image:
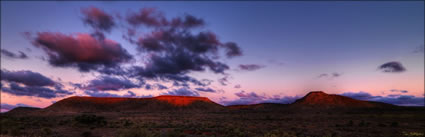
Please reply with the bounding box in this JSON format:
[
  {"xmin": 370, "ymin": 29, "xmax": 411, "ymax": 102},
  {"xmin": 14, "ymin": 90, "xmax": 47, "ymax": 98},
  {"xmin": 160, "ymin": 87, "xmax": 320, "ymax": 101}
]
[
  {"xmin": 40, "ymin": 95, "xmax": 224, "ymax": 113},
  {"xmin": 291, "ymin": 91, "xmax": 393, "ymax": 108},
  {"xmin": 226, "ymin": 91, "xmax": 394, "ymax": 110},
  {"xmin": 5, "ymin": 107, "xmax": 41, "ymax": 115},
  {"xmin": 5, "ymin": 91, "xmax": 395, "ymax": 115}
]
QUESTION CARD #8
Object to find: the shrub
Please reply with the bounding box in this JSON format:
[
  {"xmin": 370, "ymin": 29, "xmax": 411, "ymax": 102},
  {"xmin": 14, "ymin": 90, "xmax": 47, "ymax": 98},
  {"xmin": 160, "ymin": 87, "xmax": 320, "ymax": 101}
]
[
  {"xmin": 74, "ymin": 114, "xmax": 107, "ymax": 126},
  {"xmin": 261, "ymin": 130, "xmax": 297, "ymax": 137},
  {"xmin": 390, "ymin": 122, "xmax": 399, "ymax": 127},
  {"xmin": 41, "ymin": 127, "xmax": 53, "ymax": 136},
  {"xmin": 161, "ymin": 130, "xmax": 186, "ymax": 137},
  {"xmin": 358, "ymin": 120, "xmax": 365, "ymax": 127},
  {"xmin": 118, "ymin": 127, "xmax": 155, "ymax": 137},
  {"xmin": 9, "ymin": 127, "xmax": 22, "ymax": 136},
  {"xmin": 81, "ymin": 131, "xmax": 92, "ymax": 137},
  {"xmin": 346, "ymin": 120, "xmax": 354, "ymax": 127}
]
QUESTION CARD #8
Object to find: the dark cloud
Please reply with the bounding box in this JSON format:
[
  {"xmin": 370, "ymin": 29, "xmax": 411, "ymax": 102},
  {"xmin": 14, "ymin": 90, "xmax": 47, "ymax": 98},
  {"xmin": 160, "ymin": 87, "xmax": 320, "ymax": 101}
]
[
  {"xmin": 85, "ymin": 90, "xmax": 140, "ymax": 98},
  {"xmin": 268, "ymin": 59, "xmax": 285, "ymax": 66},
  {"xmin": 218, "ymin": 75, "xmax": 230, "ymax": 86},
  {"xmin": 390, "ymin": 89, "xmax": 408, "ymax": 93},
  {"xmin": 134, "ymin": 73, "xmax": 209, "ymax": 88},
  {"xmin": 238, "ymin": 64, "xmax": 265, "ymax": 71},
  {"xmin": 124, "ymin": 8, "xmax": 241, "ymax": 86},
  {"xmin": 81, "ymin": 7, "xmax": 115, "ymax": 32},
  {"xmin": 234, "ymin": 84, "xmax": 241, "ymax": 89},
  {"xmin": 2, "ymin": 82, "xmax": 73, "ymax": 99},
  {"xmin": 145, "ymin": 84, "xmax": 152, "ymax": 90},
  {"xmin": 1, "ymin": 49, "xmax": 28, "ymax": 59},
  {"xmin": 317, "ymin": 73, "xmax": 328, "ymax": 78},
  {"xmin": 340, "ymin": 91, "xmax": 375, "ymax": 100},
  {"xmin": 317, "ymin": 72, "xmax": 342, "ymax": 79},
  {"xmin": 331, "ymin": 72, "xmax": 341, "ymax": 77},
  {"xmin": 1, "ymin": 69, "xmax": 72, "ymax": 98},
  {"xmin": 222, "ymin": 91, "xmax": 300, "ymax": 106},
  {"xmin": 127, "ymin": 8, "xmax": 167, "ymax": 27},
  {"xmin": 162, "ymin": 88, "xmax": 199, "ymax": 96},
  {"xmin": 340, "ymin": 91, "xmax": 424, "ymax": 106},
  {"xmin": 32, "ymin": 32, "xmax": 132, "ymax": 72},
  {"xmin": 223, "ymin": 42, "xmax": 242, "ymax": 58},
  {"xmin": 84, "ymin": 90, "xmax": 138, "ymax": 98},
  {"xmin": 82, "ymin": 76, "xmax": 141, "ymax": 91},
  {"xmin": 169, "ymin": 14, "xmax": 205, "ymax": 28},
  {"xmin": 261, "ymin": 95, "xmax": 301, "ymax": 104},
  {"xmin": 25, "ymin": 7, "xmax": 241, "ymax": 89},
  {"xmin": 1, "ymin": 69, "xmax": 56, "ymax": 87},
  {"xmin": 195, "ymin": 87, "xmax": 216, "ymax": 93},
  {"xmin": 124, "ymin": 91, "xmax": 137, "ymax": 97},
  {"xmin": 1, "ymin": 103, "xmax": 17, "ymax": 111},
  {"xmin": 235, "ymin": 91, "xmax": 265, "ymax": 99},
  {"xmin": 155, "ymin": 84, "xmax": 168, "ymax": 90},
  {"xmin": 84, "ymin": 90, "xmax": 120, "ymax": 97},
  {"xmin": 413, "ymin": 44, "xmax": 424, "ymax": 53},
  {"xmin": 378, "ymin": 61, "xmax": 406, "ymax": 73},
  {"xmin": 131, "ymin": 31, "xmax": 230, "ymax": 74},
  {"xmin": 127, "ymin": 9, "xmax": 205, "ymax": 29},
  {"xmin": 140, "ymin": 94, "xmax": 154, "ymax": 98}
]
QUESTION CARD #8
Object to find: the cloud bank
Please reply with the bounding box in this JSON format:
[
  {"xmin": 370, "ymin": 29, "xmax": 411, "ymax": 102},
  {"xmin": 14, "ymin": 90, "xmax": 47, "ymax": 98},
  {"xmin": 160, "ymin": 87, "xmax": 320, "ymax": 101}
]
[
  {"xmin": 1, "ymin": 49, "xmax": 28, "ymax": 59},
  {"xmin": 1, "ymin": 69, "xmax": 73, "ymax": 98},
  {"xmin": 340, "ymin": 91, "xmax": 424, "ymax": 106}
]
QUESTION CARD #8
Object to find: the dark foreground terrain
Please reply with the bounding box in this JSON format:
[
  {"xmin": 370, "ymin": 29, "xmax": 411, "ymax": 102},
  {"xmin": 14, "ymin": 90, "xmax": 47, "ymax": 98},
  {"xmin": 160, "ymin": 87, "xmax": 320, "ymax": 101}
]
[{"xmin": 1, "ymin": 92, "xmax": 424, "ymax": 137}]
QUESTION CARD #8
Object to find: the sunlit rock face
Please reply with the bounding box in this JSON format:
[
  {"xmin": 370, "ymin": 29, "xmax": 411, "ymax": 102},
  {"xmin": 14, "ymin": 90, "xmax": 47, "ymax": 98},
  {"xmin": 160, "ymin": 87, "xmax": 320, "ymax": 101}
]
[
  {"xmin": 153, "ymin": 95, "xmax": 215, "ymax": 106},
  {"xmin": 40, "ymin": 95, "xmax": 224, "ymax": 114},
  {"xmin": 292, "ymin": 91, "xmax": 392, "ymax": 108}
]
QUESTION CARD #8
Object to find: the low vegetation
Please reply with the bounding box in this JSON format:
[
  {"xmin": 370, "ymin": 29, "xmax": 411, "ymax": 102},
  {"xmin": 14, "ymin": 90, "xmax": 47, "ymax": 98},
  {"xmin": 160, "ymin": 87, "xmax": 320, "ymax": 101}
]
[{"xmin": 1, "ymin": 107, "xmax": 424, "ymax": 137}]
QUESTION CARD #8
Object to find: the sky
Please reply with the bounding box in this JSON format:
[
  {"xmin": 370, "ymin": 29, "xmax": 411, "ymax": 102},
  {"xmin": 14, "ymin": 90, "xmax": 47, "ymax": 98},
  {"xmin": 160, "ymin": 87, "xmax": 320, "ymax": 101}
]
[{"xmin": 1, "ymin": 1, "xmax": 424, "ymax": 112}]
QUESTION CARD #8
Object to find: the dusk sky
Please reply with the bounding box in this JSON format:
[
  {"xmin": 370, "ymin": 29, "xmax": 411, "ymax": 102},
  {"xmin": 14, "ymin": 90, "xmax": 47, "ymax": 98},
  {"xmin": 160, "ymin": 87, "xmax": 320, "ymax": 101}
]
[{"xmin": 1, "ymin": 1, "xmax": 424, "ymax": 112}]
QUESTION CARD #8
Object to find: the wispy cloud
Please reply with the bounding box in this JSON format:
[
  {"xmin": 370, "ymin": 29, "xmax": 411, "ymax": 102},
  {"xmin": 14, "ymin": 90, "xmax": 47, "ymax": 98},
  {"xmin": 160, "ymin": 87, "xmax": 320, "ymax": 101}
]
[
  {"xmin": 238, "ymin": 64, "xmax": 265, "ymax": 71},
  {"xmin": 1, "ymin": 49, "xmax": 28, "ymax": 59}
]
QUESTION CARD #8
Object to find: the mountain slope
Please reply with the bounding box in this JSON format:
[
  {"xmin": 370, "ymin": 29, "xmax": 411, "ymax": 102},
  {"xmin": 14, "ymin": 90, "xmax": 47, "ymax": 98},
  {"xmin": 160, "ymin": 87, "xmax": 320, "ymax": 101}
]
[
  {"xmin": 292, "ymin": 91, "xmax": 393, "ymax": 108},
  {"xmin": 42, "ymin": 95, "xmax": 224, "ymax": 113}
]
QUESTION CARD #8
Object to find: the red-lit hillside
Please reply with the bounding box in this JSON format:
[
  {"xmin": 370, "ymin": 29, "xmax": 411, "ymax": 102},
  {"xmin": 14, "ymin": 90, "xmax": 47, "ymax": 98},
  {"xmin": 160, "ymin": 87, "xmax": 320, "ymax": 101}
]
[
  {"xmin": 5, "ymin": 91, "xmax": 396, "ymax": 115},
  {"xmin": 41, "ymin": 95, "xmax": 224, "ymax": 113},
  {"xmin": 154, "ymin": 95, "xmax": 216, "ymax": 106},
  {"xmin": 292, "ymin": 91, "xmax": 393, "ymax": 108}
]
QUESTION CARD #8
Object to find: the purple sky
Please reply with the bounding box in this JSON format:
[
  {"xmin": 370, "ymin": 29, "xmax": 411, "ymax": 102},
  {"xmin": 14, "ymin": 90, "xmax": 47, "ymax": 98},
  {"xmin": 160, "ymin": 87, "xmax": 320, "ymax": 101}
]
[{"xmin": 1, "ymin": 1, "xmax": 424, "ymax": 111}]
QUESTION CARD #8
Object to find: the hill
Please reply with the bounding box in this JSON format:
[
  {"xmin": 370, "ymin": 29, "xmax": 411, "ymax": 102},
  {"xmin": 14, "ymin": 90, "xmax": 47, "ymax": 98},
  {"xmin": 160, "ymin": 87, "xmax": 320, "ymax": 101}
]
[
  {"xmin": 4, "ymin": 107, "xmax": 41, "ymax": 115},
  {"xmin": 291, "ymin": 91, "xmax": 393, "ymax": 108},
  {"xmin": 5, "ymin": 91, "xmax": 395, "ymax": 115},
  {"xmin": 40, "ymin": 95, "xmax": 224, "ymax": 113}
]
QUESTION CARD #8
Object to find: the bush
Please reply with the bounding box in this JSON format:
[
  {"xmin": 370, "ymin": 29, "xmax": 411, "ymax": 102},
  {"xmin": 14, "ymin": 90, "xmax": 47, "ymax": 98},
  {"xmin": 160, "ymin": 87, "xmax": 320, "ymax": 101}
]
[
  {"xmin": 391, "ymin": 122, "xmax": 399, "ymax": 127},
  {"xmin": 358, "ymin": 120, "xmax": 365, "ymax": 127},
  {"xmin": 346, "ymin": 120, "xmax": 354, "ymax": 127},
  {"xmin": 41, "ymin": 127, "xmax": 53, "ymax": 136},
  {"xmin": 118, "ymin": 127, "xmax": 155, "ymax": 137},
  {"xmin": 161, "ymin": 130, "xmax": 186, "ymax": 137},
  {"xmin": 81, "ymin": 131, "xmax": 92, "ymax": 137},
  {"xmin": 74, "ymin": 114, "xmax": 107, "ymax": 126},
  {"xmin": 9, "ymin": 126, "xmax": 22, "ymax": 136},
  {"xmin": 261, "ymin": 130, "xmax": 297, "ymax": 137}
]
